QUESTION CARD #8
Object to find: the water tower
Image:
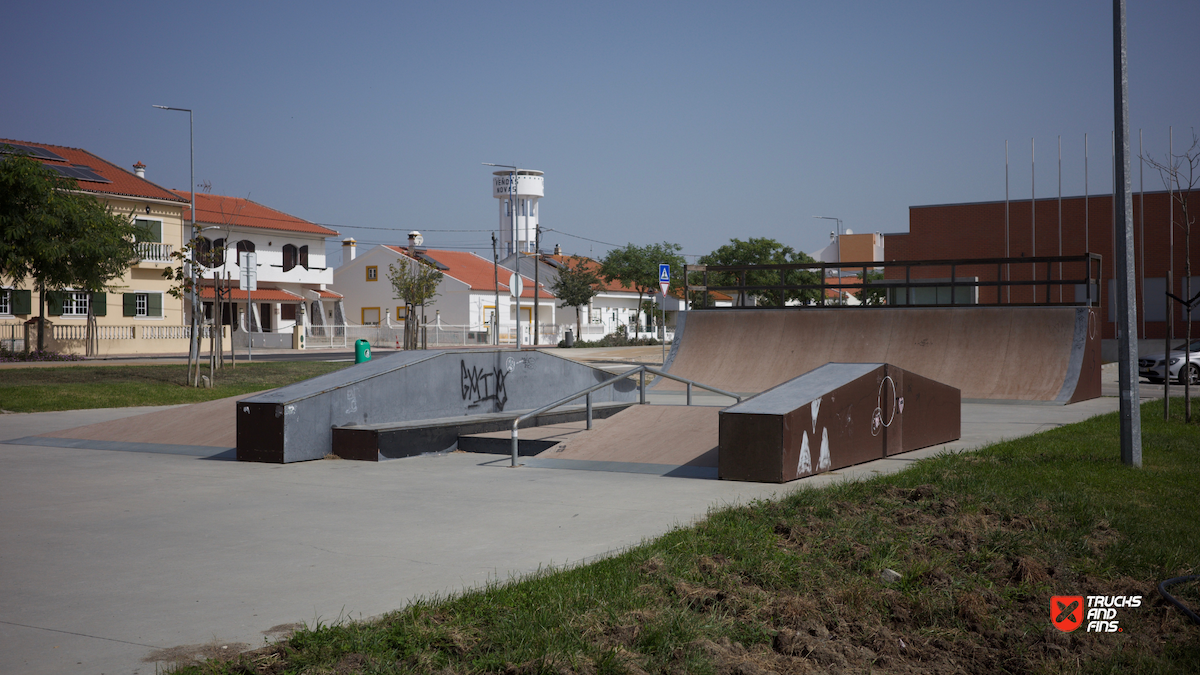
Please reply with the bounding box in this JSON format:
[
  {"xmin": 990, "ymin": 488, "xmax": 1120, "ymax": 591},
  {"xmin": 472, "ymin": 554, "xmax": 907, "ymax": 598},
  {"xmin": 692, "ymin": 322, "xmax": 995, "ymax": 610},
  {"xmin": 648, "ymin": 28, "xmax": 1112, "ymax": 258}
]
[{"xmin": 491, "ymin": 169, "xmax": 544, "ymax": 255}]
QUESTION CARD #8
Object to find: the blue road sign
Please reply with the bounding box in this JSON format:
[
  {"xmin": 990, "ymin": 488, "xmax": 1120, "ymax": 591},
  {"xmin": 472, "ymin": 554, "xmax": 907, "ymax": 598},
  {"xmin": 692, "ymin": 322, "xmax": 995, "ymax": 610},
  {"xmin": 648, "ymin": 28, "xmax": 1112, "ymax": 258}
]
[{"xmin": 659, "ymin": 263, "xmax": 671, "ymax": 295}]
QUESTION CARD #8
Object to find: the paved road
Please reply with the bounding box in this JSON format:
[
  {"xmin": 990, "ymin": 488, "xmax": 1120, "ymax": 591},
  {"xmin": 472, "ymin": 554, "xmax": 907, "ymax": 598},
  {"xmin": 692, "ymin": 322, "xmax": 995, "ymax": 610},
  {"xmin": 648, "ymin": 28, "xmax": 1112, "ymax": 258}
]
[{"xmin": 0, "ymin": 356, "xmax": 1161, "ymax": 674}]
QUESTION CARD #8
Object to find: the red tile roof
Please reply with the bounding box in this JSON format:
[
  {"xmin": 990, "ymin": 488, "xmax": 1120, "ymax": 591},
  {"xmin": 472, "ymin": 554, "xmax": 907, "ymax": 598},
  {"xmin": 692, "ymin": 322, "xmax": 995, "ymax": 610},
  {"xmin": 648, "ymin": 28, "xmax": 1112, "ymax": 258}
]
[
  {"xmin": 384, "ymin": 246, "xmax": 553, "ymax": 299},
  {"xmin": 172, "ymin": 191, "xmax": 339, "ymax": 237},
  {"xmin": 198, "ymin": 287, "xmax": 305, "ymax": 302},
  {"xmin": 0, "ymin": 138, "xmax": 188, "ymax": 204},
  {"xmin": 315, "ymin": 289, "xmax": 343, "ymax": 298},
  {"xmin": 543, "ymin": 253, "xmax": 733, "ymax": 301},
  {"xmin": 542, "ymin": 254, "xmax": 634, "ymax": 293}
]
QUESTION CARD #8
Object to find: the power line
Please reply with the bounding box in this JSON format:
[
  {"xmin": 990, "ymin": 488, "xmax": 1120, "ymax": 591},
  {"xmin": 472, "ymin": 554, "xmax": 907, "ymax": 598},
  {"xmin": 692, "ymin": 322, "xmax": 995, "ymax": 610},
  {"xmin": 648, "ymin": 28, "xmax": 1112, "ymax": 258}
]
[
  {"xmin": 315, "ymin": 224, "xmax": 495, "ymax": 233},
  {"xmin": 541, "ymin": 227, "xmax": 622, "ymax": 248}
]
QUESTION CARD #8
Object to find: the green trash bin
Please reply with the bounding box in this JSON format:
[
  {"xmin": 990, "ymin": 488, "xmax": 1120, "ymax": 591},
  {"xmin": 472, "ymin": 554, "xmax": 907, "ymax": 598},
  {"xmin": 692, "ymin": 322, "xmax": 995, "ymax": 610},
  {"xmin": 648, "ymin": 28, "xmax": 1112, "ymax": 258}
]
[{"xmin": 354, "ymin": 339, "xmax": 371, "ymax": 364}]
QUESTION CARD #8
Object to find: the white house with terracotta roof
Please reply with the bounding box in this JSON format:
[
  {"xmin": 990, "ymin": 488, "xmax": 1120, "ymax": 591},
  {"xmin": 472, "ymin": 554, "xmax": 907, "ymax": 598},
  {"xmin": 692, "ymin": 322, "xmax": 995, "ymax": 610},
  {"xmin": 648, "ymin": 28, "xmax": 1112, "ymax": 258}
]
[
  {"xmin": 170, "ymin": 192, "xmax": 342, "ymax": 346},
  {"xmin": 332, "ymin": 240, "xmax": 557, "ymax": 345},
  {"xmin": 1, "ymin": 138, "xmax": 192, "ymax": 355}
]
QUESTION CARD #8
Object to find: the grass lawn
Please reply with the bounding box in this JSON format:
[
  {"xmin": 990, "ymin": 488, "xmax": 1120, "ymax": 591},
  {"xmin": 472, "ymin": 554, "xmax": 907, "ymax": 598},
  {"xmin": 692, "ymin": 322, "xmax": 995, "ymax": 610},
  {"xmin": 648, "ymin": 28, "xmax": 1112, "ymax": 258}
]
[
  {"xmin": 0, "ymin": 361, "xmax": 351, "ymax": 412},
  {"xmin": 167, "ymin": 398, "xmax": 1200, "ymax": 674}
]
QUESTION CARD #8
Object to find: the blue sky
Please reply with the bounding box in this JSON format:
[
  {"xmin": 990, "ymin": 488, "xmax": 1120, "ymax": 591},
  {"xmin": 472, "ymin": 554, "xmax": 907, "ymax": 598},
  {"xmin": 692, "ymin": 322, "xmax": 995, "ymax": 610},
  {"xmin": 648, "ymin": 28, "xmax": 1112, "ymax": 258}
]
[{"xmin": 5, "ymin": 1, "xmax": 1197, "ymax": 265}]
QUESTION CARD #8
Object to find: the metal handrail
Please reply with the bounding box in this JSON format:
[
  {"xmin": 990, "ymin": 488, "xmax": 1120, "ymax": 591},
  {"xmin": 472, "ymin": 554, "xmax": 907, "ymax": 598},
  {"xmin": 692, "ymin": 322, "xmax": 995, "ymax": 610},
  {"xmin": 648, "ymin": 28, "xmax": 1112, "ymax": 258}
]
[{"xmin": 508, "ymin": 365, "xmax": 743, "ymax": 467}]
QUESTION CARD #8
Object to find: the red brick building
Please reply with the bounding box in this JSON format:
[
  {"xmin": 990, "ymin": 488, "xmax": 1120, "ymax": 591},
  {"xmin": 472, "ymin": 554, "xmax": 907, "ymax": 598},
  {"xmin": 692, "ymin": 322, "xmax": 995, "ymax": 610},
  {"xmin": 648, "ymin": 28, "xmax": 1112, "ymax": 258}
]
[{"xmin": 885, "ymin": 190, "xmax": 1199, "ymax": 341}]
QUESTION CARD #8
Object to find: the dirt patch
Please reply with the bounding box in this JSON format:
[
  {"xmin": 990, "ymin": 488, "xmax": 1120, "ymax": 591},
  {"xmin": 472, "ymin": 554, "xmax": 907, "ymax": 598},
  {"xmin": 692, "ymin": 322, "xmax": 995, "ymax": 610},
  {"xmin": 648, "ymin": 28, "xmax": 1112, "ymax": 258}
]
[{"xmin": 142, "ymin": 640, "xmax": 251, "ymax": 667}]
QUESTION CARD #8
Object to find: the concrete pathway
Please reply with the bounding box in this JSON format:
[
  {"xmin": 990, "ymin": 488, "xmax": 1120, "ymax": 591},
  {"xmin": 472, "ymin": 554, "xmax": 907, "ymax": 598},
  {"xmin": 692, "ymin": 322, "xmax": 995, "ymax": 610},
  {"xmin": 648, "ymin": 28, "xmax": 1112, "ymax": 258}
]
[{"xmin": 0, "ymin": 363, "xmax": 1160, "ymax": 675}]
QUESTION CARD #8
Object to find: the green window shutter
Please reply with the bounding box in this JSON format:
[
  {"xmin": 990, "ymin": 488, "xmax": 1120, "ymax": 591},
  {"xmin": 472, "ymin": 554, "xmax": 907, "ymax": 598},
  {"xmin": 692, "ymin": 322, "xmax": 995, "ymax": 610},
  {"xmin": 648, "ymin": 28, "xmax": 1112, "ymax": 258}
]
[
  {"xmin": 123, "ymin": 293, "xmax": 137, "ymax": 316},
  {"xmin": 13, "ymin": 290, "xmax": 31, "ymax": 315},
  {"xmin": 91, "ymin": 292, "xmax": 106, "ymax": 317},
  {"xmin": 46, "ymin": 291, "xmax": 64, "ymax": 316},
  {"xmin": 148, "ymin": 293, "xmax": 163, "ymax": 317}
]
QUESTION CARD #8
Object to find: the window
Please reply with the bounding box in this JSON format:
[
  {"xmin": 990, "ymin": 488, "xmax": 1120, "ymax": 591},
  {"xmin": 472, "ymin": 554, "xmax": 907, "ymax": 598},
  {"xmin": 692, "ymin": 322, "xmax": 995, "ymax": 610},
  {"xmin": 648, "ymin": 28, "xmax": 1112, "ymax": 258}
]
[
  {"xmin": 281, "ymin": 304, "xmax": 296, "ymax": 321},
  {"xmin": 283, "ymin": 244, "xmax": 298, "ymax": 272},
  {"xmin": 236, "ymin": 240, "xmax": 256, "ymax": 262},
  {"xmin": 134, "ymin": 218, "xmax": 162, "ymax": 242},
  {"xmin": 196, "ymin": 237, "xmax": 225, "ymax": 267},
  {"xmin": 505, "ymin": 200, "xmax": 511, "ymax": 217},
  {"xmin": 123, "ymin": 292, "xmax": 163, "ymax": 318},
  {"xmin": 1, "ymin": 289, "xmax": 30, "ymax": 315},
  {"xmin": 299, "ymin": 245, "xmax": 309, "ymax": 270},
  {"xmin": 366, "ymin": 266, "xmax": 378, "ymax": 282},
  {"xmin": 362, "ymin": 307, "xmax": 380, "ymax": 325},
  {"xmin": 62, "ymin": 292, "xmax": 89, "ymax": 316}
]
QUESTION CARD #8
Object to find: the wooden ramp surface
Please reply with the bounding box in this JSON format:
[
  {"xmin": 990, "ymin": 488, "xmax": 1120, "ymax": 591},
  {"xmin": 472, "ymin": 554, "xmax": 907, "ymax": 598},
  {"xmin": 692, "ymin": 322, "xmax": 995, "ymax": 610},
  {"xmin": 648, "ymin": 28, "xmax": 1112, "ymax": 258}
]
[{"xmin": 535, "ymin": 405, "xmax": 719, "ymax": 468}]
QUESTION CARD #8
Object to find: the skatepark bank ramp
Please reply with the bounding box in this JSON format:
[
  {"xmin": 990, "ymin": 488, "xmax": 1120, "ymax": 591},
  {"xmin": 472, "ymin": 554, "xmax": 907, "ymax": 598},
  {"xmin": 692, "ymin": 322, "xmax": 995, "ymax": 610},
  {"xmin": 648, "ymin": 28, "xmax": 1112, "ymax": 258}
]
[
  {"xmin": 660, "ymin": 307, "xmax": 1099, "ymax": 403},
  {"xmin": 238, "ymin": 349, "xmax": 637, "ymax": 463}
]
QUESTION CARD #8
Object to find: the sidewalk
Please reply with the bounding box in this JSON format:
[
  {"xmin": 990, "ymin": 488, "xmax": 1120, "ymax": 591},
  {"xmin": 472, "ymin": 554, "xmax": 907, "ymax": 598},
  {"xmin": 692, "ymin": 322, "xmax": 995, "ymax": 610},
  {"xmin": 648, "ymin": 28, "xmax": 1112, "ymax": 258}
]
[{"xmin": 0, "ymin": 360, "xmax": 1157, "ymax": 674}]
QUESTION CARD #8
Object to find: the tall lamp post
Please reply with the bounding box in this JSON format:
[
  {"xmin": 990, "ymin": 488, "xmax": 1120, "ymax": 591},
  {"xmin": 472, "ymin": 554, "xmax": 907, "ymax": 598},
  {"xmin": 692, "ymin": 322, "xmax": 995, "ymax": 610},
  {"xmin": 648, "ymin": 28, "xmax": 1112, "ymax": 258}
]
[
  {"xmin": 483, "ymin": 162, "xmax": 522, "ymax": 346},
  {"xmin": 814, "ymin": 216, "xmax": 843, "ymax": 305},
  {"xmin": 153, "ymin": 105, "xmax": 199, "ymax": 383}
]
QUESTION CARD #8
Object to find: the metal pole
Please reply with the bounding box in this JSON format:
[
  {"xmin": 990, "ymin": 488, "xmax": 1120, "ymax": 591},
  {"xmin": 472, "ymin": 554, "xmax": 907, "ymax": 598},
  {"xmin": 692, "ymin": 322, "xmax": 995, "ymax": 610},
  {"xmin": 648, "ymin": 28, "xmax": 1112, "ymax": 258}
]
[
  {"xmin": 1032, "ymin": 138, "xmax": 1037, "ymax": 303},
  {"xmin": 586, "ymin": 392, "xmax": 592, "ymax": 430},
  {"xmin": 533, "ymin": 225, "xmax": 540, "ymax": 345},
  {"xmin": 510, "ymin": 426, "xmax": 518, "ymax": 467},
  {"xmin": 1005, "ymin": 140, "xmax": 1010, "ymax": 303},
  {"xmin": 1059, "ymin": 136, "xmax": 1063, "ymax": 302},
  {"xmin": 1166, "ymin": 270, "xmax": 1172, "ymax": 418},
  {"xmin": 1086, "ymin": 133, "xmax": 1090, "ymax": 254},
  {"xmin": 492, "ymin": 233, "xmax": 499, "ymax": 346},
  {"xmin": 1139, "ymin": 129, "xmax": 1145, "ymax": 338},
  {"xmin": 1112, "ymin": 0, "xmax": 1142, "ymax": 466},
  {"xmin": 512, "ymin": 170, "xmax": 521, "ymax": 347}
]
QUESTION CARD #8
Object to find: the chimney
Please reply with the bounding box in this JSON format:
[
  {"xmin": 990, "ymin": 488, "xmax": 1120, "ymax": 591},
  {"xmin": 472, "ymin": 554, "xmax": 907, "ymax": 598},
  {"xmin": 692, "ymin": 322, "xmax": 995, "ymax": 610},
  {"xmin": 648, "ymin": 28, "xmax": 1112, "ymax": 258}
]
[
  {"xmin": 133, "ymin": 161, "xmax": 146, "ymax": 179},
  {"xmin": 407, "ymin": 230, "xmax": 424, "ymax": 251},
  {"xmin": 553, "ymin": 244, "xmax": 562, "ymax": 256},
  {"xmin": 342, "ymin": 237, "xmax": 357, "ymax": 261}
]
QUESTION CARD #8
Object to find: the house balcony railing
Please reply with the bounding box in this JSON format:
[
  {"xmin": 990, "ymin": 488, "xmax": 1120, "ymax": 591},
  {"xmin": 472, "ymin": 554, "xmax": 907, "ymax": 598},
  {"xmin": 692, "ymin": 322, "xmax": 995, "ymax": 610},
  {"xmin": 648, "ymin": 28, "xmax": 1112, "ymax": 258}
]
[{"xmin": 136, "ymin": 242, "xmax": 174, "ymax": 264}]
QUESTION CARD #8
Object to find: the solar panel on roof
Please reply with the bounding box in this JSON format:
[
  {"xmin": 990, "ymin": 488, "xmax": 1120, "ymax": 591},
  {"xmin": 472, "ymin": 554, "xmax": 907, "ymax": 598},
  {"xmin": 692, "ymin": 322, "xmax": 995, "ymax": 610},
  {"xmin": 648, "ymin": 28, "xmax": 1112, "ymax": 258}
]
[
  {"xmin": 417, "ymin": 253, "xmax": 450, "ymax": 270},
  {"xmin": 1, "ymin": 143, "xmax": 67, "ymax": 162},
  {"xmin": 46, "ymin": 164, "xmax": 112, "ymax": 184}
]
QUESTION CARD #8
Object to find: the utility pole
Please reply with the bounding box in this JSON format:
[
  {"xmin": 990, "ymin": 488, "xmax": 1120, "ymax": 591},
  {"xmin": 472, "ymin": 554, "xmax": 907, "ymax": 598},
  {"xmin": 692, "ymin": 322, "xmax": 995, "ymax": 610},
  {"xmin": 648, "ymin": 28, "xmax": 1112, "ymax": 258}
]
[{"xmin": 1112, "ymin": 0, "xmax": 1142, "ymax": 467}]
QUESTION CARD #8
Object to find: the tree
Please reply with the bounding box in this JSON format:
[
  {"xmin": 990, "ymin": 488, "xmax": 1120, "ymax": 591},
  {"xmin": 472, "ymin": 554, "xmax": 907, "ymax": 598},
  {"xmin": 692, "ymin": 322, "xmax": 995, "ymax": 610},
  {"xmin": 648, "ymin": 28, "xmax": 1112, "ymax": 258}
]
[
  {"xmin": 855, "ymin": 269, "xmax": 887, "ymax": 306},
  {"xmin": 696, "ymin": 237, "xmax": 821, "ymax": 307},
  {"xmin": 599, "ymin": 241, "xmax": 684, "ymax": 331},
  {"xmin": 0, "ymin": 150, "xmax": 147, "ymax": 352},
  {"xmin": 1143, "ymin": 130, "xmax": 1200, "ymax": 420},
  {"xmin": 549, "ymin": 256, "xmax": 600, "ymax": 340},
  {"xmin": 388, "ymin": 256, "xmax": 443, "ymax": 349}
]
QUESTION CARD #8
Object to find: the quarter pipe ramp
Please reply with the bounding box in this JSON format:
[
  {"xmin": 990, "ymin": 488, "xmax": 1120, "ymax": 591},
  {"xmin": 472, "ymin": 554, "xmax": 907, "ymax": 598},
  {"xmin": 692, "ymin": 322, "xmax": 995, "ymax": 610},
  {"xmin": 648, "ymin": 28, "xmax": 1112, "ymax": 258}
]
[{"xmin": 660, "ymin": 307, "xmax": 1100, "ymax": 403}]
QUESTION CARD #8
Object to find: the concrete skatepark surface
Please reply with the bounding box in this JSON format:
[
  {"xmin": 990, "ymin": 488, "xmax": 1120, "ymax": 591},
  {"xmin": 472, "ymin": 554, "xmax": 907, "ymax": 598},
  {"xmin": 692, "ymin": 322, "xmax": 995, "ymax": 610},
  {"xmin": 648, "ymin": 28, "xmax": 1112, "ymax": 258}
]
[{"xmin": 0, "ymin": 353, "xmax": 1159, "ymax": 674}]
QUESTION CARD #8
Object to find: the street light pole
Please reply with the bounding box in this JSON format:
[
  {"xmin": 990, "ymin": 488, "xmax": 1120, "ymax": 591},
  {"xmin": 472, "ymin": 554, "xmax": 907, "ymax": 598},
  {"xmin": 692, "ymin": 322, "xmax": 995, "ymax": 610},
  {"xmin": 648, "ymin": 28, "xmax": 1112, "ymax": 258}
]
[
  {"xmin": 154, "ymin": 105, "xmax": 199, "ymax": 384},
  {"xmin": 814, "ymin": 216, "xmax": 843, "ymax": 304},
  {"xmin": 483, "ymin": 163, "xmax": 521, "ymax": 346}
]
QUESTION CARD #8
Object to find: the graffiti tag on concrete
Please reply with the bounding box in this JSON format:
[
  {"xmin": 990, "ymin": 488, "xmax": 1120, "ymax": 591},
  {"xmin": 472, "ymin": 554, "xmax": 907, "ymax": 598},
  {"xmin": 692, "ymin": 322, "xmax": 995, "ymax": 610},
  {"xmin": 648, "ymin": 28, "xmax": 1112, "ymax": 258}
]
[{"xmin": 461, "ymin": 360, "xmax": 509, "ymax": 410}]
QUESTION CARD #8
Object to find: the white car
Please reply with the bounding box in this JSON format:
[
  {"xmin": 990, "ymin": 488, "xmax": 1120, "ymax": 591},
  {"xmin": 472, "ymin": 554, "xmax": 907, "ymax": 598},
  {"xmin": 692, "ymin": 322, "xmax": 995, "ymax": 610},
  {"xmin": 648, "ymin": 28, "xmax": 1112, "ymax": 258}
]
[{"xmin": 1139, "ymin": 340, "xmax": 1200, "ymax": 384}]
